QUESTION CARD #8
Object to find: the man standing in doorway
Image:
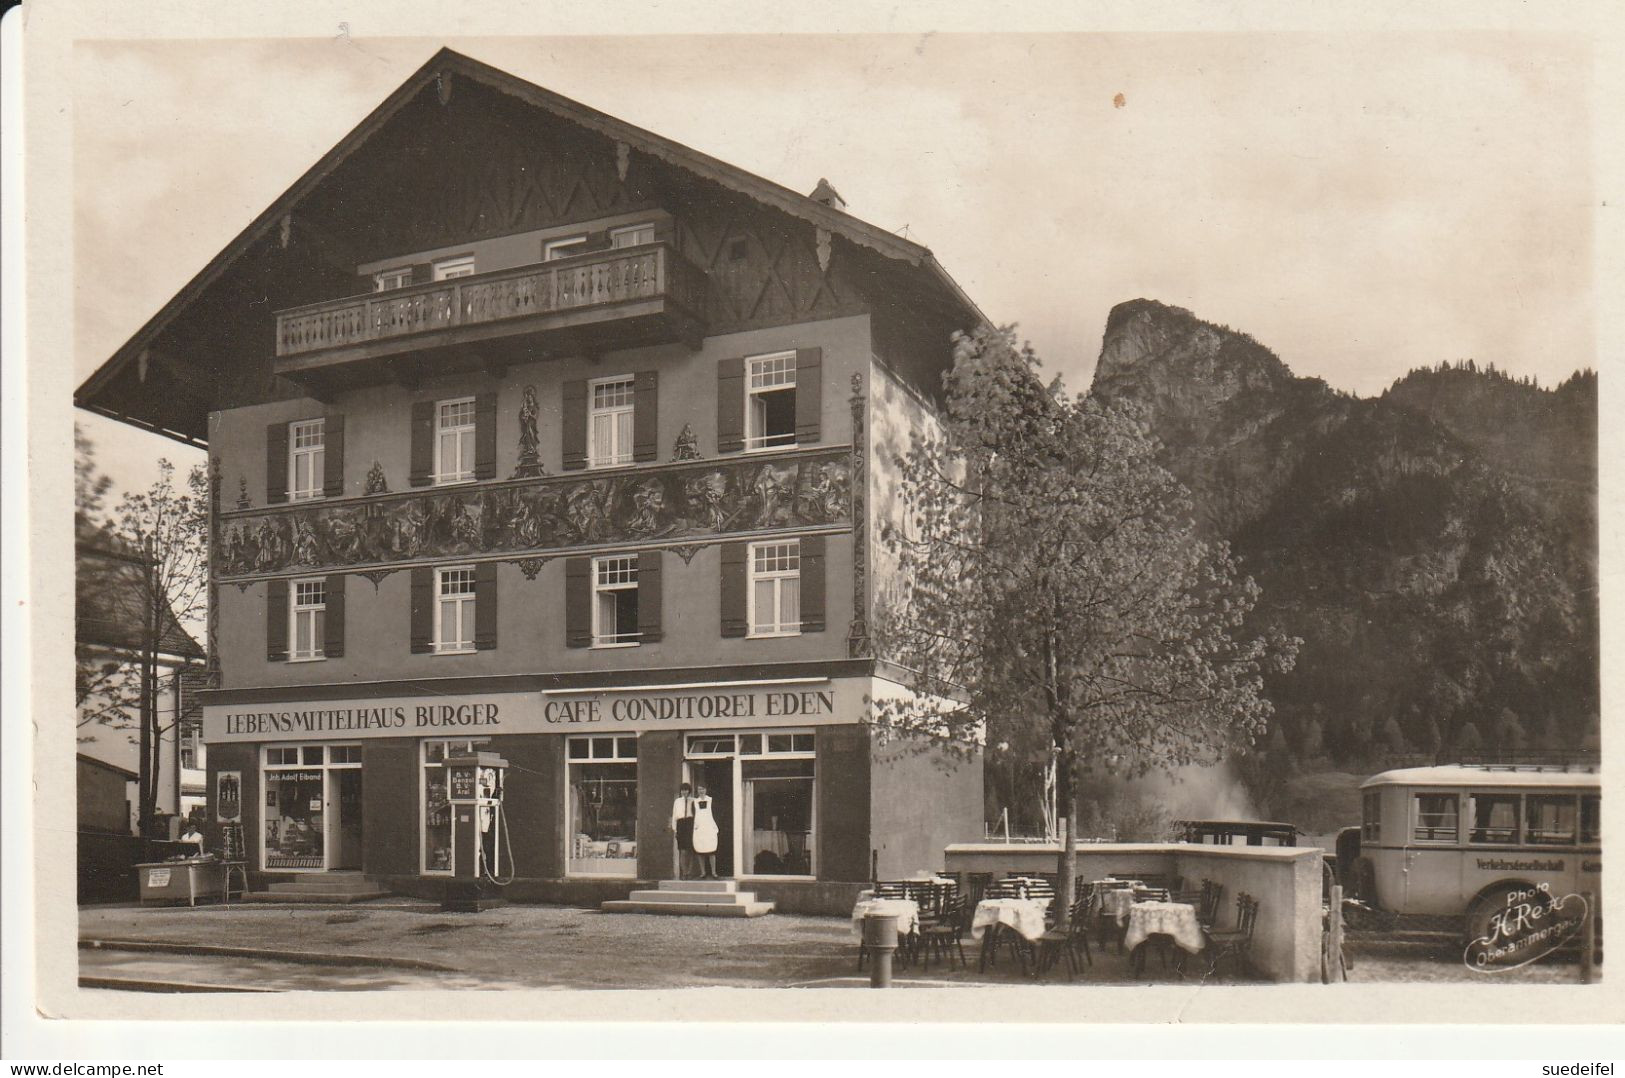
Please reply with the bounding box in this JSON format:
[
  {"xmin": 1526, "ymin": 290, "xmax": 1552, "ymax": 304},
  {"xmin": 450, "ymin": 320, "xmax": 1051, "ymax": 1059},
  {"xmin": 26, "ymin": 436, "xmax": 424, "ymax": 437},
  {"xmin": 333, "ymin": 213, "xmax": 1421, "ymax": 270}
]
[{"xmin": 669, "ymin": 782, "xmax": 696, "ymax": 880}]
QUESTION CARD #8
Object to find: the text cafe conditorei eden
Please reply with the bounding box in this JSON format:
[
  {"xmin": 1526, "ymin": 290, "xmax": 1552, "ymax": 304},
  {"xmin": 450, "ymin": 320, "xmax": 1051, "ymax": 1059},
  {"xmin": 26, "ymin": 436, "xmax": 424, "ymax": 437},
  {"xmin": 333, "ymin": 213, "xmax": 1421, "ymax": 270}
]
[{"xmin": 200, "ymin": 675, "xmax": 982, "ymax": 907}]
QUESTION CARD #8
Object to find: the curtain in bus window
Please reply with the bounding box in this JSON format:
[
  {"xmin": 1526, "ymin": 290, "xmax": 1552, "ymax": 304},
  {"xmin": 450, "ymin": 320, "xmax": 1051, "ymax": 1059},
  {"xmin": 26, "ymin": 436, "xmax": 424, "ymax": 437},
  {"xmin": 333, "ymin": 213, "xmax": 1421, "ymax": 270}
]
[
  {"xmin": 1412, "ymin": 793, "xmax": 1458, "ymax": 842},
  {"xmin": 1468, "ymin": 794, "xmax": 1521, "ymax": 844},
  {"xmin": 1524, "ymin": 795, "xmax": 1577, "ymax": 846}
]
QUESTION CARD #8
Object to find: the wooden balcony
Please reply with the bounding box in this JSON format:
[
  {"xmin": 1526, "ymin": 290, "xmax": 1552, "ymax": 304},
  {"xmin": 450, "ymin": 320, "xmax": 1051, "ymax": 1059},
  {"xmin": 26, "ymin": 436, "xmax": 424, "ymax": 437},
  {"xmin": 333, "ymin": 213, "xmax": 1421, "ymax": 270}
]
[{"xmin": 273, "ymin": 243, "xmax": 707, "ymax": 387}]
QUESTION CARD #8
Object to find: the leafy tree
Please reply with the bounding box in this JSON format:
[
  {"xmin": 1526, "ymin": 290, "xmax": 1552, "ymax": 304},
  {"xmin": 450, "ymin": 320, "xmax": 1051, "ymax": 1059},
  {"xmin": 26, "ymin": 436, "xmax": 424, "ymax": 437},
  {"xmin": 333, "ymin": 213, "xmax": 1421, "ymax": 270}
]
[
  {"xmin": 75, "ymin": 441, "xmax": 209, "ymax": 837},
  {"xmin": 76, "ymin": 429, "xmax": 143, "ymax": 744},
  {"xmin": 876, "ymin": 326, "xmax": 1297, "ymax": 924},
  {"xmin": 1455, "ymin": 721, "xmax": 1484, "ymax": 757}
]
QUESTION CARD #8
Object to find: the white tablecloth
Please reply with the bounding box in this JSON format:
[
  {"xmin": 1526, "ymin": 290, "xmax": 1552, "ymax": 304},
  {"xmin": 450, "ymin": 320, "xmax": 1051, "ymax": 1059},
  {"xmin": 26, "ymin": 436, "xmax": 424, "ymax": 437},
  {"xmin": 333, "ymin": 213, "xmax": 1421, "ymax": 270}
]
[
  {"xmin": 851, "ymin": 898, "xmax": 920, "ymax": 939},
  {"xmin": 970, "ymin": 897, "xmax": 1049, "ymax": 942},
  {"xmin": 1100, "ymin": 888, "xmax": 1139, "ymax": 924},
  {"xmin": 1122, "ymin": 901, "xmax": 1205, "ymax": 954}
]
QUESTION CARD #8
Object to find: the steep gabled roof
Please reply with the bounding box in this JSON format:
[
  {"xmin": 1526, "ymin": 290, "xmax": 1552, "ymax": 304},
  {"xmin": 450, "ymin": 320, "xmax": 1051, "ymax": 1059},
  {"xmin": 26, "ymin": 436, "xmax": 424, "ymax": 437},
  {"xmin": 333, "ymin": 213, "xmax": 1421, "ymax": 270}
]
[
  {"xmin": 76, "ymin": 516, "xmax": 206, "ymax": 662},
  {"xmin": 76, "ymin": 47, "xmax": 986, "ymax": 446}
]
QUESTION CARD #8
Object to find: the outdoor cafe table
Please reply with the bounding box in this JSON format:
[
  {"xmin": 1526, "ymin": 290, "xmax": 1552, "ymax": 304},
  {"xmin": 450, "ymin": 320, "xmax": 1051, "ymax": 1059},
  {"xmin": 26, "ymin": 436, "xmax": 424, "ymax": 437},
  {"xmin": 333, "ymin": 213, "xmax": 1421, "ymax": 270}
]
[
  {"xmin": 1099, "ymin": 887, "xmax": 1140, "ymax": 924},
  {"xmin": 972, "ymin": 897, "xmax": 1049, "ymax": 973},
  {"xmin": 1122, "ymin": 900, "xmax": 1206, "ymax": 973},
  {"xmin": 970, "ymin": 897, "xmax": 1049, "ymax": 941}
]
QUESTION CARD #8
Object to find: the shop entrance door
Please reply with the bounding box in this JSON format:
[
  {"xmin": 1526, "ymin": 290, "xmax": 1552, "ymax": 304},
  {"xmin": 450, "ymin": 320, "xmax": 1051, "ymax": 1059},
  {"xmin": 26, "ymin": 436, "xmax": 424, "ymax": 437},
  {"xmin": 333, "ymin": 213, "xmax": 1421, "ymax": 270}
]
[
  {"xmin": 695, "ymin": 758, "xmax": 735, "ymax": 878},
  {"xmin": 333, "ymin": 770, "xmax": 364, "ymax": 870}
]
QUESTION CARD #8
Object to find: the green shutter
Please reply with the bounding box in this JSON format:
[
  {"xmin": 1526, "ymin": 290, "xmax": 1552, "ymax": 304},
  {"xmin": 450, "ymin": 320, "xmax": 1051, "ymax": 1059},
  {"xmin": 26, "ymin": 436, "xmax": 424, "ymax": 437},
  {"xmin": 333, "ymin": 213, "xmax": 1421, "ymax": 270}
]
[
  {"xmin": 799, "ymin": 535, "xmax": 826, "ymax": 633},
  {"xmin": 717, "ymin": 358, "xmax": 745, "ymax": 454},
  {"xmin": 720, "ymin": 541, "xmax": 748, "ymax": 637},
  {"xmin": 562, "ymin": 380, "xmax": 588, "ymax": 471},
  {"xmin": 266, "ymin": 578, "xmax": 289, "ymax": 661},
  {"xmin": 565, "ymin": 557, "xmax": 592, "ymax": 647},
  {"xmin": 794, "ymin": 347, "xmax": 822, "ymax": 443},
  {"xmin": 265, "ymin": 422, "xmax": 289, "ymax": 505},
  {"xmin": 323, "ymin": 574, "xmax": 346, "ymax": 658}
]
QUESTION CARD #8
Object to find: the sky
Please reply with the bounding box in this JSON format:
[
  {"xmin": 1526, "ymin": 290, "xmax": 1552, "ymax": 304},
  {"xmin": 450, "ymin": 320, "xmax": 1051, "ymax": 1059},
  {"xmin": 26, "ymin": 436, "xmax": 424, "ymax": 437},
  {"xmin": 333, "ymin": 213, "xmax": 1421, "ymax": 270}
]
[{"xmin": 72, "ymin": 32, "xmax": 1595, "ymax": 505}]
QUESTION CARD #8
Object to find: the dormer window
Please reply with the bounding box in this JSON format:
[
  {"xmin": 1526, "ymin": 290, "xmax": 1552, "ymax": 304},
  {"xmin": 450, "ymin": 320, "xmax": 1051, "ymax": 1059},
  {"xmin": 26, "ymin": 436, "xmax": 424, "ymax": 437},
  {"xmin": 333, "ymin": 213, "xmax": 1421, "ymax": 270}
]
[
  {"xmin": 610, "ymin": 223, "xmax": 655, "ymax": 249},
  {"xmin": 433, "ymin": 256, "xmax": 475, "ymax": 280},
  {"xmin": 545, "ymin": 236, "xmax": 588, "ymax": 261},
  {"xmin": 374, "ymin": 267, "xmax": 413, "ymax": 292}
]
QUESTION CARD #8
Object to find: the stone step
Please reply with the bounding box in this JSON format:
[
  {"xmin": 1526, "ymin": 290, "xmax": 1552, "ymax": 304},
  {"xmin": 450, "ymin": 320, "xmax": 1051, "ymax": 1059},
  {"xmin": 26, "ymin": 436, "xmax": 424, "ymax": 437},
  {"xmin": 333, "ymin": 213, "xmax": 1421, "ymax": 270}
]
[
  {"xmin": 627, "ymin": 888, "xmax": 757, "ymax": 905},
  {"xmin": 239, "ymin": 890, "xmax": 391, "ymax": 905},
  {"xmin": 657, "ymin": 878, "xmax": 736, "ymax": 893},
  {"xmin": 601, "ymin": 899, "xmax": 774, "ymax": 918},
  {"xmin": 267, "ymin": 876, "xmax": 382, "ymax": 894}
]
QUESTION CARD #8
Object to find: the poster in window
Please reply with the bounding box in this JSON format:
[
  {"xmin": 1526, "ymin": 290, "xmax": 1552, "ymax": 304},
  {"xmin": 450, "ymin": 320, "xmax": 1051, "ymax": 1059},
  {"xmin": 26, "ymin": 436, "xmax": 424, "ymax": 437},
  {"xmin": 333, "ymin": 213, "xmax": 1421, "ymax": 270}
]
[{"xmin": 216, "ymin": 770, "xmax": 243, "ymax": 823}]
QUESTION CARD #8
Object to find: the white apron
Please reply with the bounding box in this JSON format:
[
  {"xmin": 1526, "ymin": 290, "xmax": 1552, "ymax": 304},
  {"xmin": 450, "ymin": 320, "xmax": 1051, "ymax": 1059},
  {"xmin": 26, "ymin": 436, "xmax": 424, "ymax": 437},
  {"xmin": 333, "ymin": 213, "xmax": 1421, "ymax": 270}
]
[{"xmin": 691, "ymin": 796, "xmax": 719, "ymax": 855}]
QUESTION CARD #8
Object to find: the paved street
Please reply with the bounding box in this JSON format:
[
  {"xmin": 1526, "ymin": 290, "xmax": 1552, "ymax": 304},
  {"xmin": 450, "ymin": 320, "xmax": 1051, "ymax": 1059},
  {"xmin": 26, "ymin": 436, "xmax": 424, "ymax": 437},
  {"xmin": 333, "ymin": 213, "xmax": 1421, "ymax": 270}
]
[
  {"xmin": 82, "ymin": 901, "xmax": 1583, "ymax": 990},
  {"xmin": 80, "ymin": 901, "xmax": 1228, "ymax": 991}
]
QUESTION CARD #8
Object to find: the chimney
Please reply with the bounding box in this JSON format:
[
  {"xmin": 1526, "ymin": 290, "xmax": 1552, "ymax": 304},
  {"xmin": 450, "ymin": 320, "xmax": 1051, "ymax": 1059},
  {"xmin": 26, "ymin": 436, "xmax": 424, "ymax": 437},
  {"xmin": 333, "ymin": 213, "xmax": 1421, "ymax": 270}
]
[{"xmin": 809, "ymin": 178, "xmax": 846, "ymax": 213}]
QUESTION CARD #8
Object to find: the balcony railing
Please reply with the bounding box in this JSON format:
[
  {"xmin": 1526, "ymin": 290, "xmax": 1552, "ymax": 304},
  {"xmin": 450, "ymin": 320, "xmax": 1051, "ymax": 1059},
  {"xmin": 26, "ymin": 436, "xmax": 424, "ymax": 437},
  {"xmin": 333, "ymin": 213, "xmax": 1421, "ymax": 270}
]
[{"xmin": 275, "ymin": 242, "xmax": 707, "ymax": 363}]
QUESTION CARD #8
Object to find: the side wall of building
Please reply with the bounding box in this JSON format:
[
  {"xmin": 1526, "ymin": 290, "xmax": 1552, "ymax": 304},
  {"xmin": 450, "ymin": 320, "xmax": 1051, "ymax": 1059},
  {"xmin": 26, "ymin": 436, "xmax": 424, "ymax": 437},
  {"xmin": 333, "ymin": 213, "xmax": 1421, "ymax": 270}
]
[{"xmin": 868, "ymin": 729, "xmax": 983, "ymax": 879}]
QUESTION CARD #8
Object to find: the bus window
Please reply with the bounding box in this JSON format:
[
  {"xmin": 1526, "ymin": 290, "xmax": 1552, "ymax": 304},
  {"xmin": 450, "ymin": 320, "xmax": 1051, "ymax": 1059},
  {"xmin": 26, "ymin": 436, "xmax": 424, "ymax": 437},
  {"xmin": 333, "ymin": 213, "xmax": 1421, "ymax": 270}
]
[
  {"xmin": 1412, "ymin": 793, "xmax": 1459, "ymax": 843},
  {"xmin": 1580, "ymin": 795, "xmax": 1600, "ymax": 844},
  {"xmin": 1468, "ymin": 794, "xmax": 1521, "ymax": 844},
  {"xmin": 1524, "ymin": 795, "xmax": 1577, "ymax": 846},
  {"xmin": 1362, "ymin": 791, "xmax": 1381, "ymax": 842}
]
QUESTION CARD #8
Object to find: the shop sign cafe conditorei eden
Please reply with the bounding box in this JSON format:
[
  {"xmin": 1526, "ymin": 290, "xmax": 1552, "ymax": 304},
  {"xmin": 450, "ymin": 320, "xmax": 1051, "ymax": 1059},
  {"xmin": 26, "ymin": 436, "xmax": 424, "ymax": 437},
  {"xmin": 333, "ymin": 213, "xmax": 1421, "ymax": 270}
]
[{"xmin": 201, "ymin": 678, "xmax": 861, "ymax": 743}]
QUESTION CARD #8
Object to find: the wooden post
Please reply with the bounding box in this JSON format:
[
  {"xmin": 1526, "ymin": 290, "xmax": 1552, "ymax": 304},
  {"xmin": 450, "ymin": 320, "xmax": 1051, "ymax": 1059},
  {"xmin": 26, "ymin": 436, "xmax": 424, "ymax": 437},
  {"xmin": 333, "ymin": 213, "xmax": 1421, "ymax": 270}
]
[
  {"xmin": 1580, "ymin": 892, "xmax": 1596, "ymax": 984},
  {"xmin": 1329, "ymin": 884, "xmax": 1346, "ymax": 982}
]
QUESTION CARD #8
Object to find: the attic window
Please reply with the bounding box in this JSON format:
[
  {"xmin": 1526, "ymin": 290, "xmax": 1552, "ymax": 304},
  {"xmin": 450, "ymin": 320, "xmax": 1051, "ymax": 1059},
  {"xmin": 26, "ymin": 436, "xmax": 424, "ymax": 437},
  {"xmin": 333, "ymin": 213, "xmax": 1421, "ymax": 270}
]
[
  {"xmin": 729, "ymin": 238, "xmax": 749, "ymax": 262},
  {"xmin": 375, "ymin": 267, "xmax": 413, "ymax": 292}
]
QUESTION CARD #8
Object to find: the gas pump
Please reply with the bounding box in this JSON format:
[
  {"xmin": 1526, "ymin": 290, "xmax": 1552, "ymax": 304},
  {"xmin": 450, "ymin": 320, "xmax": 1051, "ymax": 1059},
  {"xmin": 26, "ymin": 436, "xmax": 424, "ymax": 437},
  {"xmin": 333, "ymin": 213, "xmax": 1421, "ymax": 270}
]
[{"xmin": 441, "ymin": 751, "xmax": 511, "ymax": 912}]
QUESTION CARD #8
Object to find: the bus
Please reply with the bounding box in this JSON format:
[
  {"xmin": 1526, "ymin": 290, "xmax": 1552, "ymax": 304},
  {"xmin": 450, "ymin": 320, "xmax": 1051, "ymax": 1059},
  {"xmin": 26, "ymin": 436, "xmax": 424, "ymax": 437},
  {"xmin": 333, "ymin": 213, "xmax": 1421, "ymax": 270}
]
[{"xmin": 1350, "ymin": 764, "xmax": 1600, "ymax": 942}]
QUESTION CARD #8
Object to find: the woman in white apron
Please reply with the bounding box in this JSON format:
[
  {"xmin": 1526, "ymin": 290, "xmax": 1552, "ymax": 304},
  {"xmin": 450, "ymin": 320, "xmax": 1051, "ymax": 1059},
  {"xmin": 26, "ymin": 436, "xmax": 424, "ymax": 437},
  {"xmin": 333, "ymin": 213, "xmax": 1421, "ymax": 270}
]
[{"xmin": 691, "ymin": 784, "xmax": 720, "ymax": 879}]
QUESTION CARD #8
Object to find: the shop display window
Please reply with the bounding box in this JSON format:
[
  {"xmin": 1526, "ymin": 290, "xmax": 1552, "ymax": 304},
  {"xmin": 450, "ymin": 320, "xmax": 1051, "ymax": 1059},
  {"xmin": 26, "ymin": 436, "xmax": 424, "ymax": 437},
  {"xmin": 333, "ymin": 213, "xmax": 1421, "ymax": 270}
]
[
  {"xmin": 742, "ymin": 758, "xmax": 814, "ymax": 877},
  {"xmin": 568, "ymin": 735, "xmax": 638, "ymax": 877},
  {"xmin": 264, "ymin": 769, "xmax": 325, "ymax": 868}
]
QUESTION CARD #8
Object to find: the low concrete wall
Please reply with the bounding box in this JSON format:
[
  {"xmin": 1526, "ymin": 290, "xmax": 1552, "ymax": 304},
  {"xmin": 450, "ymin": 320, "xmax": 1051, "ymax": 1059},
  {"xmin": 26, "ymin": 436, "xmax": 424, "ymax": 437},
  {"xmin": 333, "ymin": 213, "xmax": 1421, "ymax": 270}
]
[{"xmin": 945, "ymin": 842, "xmax": 1324, "ymax": 982}]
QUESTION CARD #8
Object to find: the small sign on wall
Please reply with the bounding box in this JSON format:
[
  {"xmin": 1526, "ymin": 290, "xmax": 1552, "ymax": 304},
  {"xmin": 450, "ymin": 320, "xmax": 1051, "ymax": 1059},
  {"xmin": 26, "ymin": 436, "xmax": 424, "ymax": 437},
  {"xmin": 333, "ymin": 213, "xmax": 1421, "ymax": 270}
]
[{"xmin": 216, "ymin": 770, "xmax": 243, "ymax": 824}]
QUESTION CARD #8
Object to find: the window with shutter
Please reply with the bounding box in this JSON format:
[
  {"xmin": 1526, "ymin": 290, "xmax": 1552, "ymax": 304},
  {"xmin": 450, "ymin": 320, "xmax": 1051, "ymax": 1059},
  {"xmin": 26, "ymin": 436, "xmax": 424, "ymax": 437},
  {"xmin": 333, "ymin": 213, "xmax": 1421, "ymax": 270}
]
[
  {"xmin": 745, "ymin": 352, "xmax": 797, "ymax": 451},
  {"xmin": 287, "ymin": 419, "xmax": 325, "ymax": 502},
  {"xmin": 747, "ymin": 540, "xmax": 801, "ymax": 637},
  {"xmin": 289, "ymin": 578, "xmax": 327, "ymax": 661},
  {"xmin": 588, "ymin": 377, "xmax": 635, "ymax": 469}
]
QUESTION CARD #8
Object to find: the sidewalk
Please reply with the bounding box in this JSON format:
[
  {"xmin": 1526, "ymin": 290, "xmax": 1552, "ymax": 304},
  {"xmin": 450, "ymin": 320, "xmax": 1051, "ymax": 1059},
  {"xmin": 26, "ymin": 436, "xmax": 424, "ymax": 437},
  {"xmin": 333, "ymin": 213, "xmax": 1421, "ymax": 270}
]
[{"xmin": 79, "ymin": 902, "xmax": 1211, "ymax": 990}]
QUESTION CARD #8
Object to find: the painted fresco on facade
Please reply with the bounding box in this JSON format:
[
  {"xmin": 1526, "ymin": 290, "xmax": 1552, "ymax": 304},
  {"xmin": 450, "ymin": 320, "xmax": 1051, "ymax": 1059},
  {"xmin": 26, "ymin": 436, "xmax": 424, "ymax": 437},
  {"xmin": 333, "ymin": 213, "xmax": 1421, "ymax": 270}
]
[{"xmin": 215, "ymin": 449, "xmax": 851, "ymax": 579}]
